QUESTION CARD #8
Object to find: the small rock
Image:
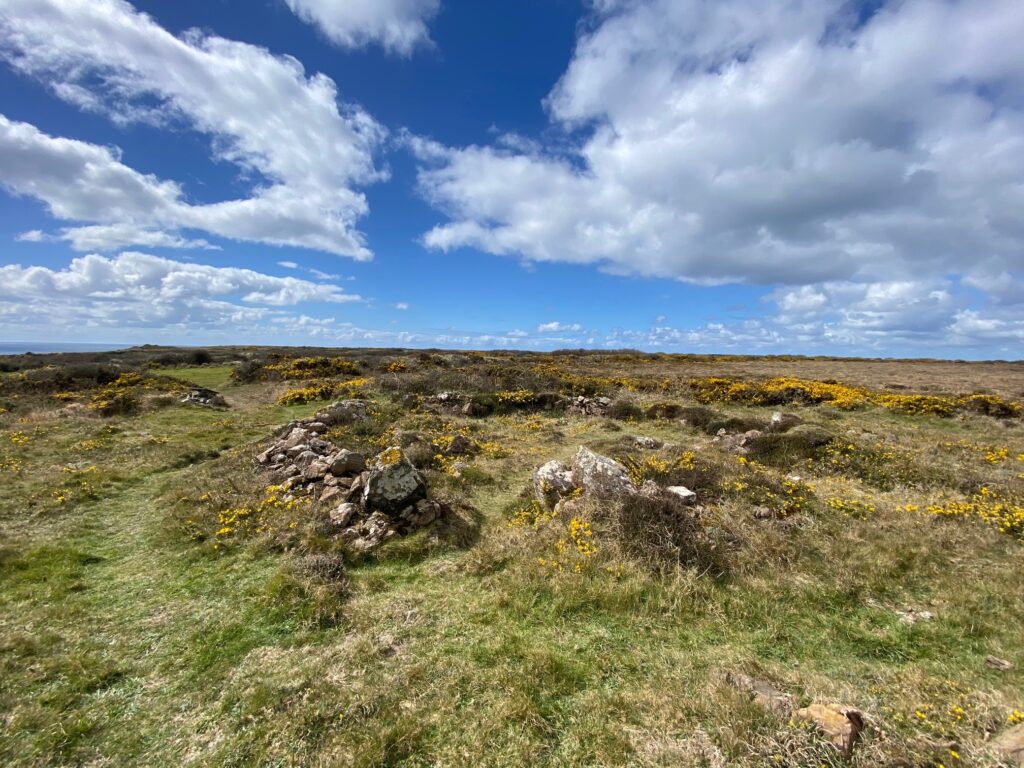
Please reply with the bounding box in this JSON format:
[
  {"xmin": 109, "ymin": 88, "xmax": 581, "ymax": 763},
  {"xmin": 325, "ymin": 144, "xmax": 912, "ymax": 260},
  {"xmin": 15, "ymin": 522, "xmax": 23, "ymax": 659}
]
[
  {"xmin": 752, "ymin": 505, "xmax": 774, "ymax": 520},
  {"xmin": 985, "ymin": 655, "xmax": 1013, "ymax": 670},
  {"xmin": 315, "ymin": 400, "xmax": 368, "ymax": 426},
  {"xmin": 794, "ymin": 702, "xmax": 865, "ymax": 754},
  {"xmin": 631, "ymin": 435, "xmax": 662, "ymax": 449},
  {"xmin": 726, "ymin": 672, "xmax": 792, "ymax": 715},
  {"xmin": 897, "ymin": 608, "xmax": 934, "ymax": 625},
  {"xmin": 330, "ymin": 502, "xmax": 360, "ymax": 527},
  {"xmin": 305, "ymin": 421, "xmax": 328, "ymax": 433},
  {"xmin": 786, "ymin": 424, "xmax": 834, "ymax": 447},
  {"xmin": 666, "ymin": 486, "xmax": 697, "ymax": 504},
  {"xmin": 319, "ymin": 485, "xmax": 344, "ymax": 506},
  {"xmin": 279, "ymin": 427, "xmax": 311, "ymax": 451},
  {"xmin": 293, "ymin": 450, "xmax": 319, "ymax": 469},
  {"xmin": 330, "ymin": 449, "xmax": 366, "ymax": 476},
  {"xmin": 303, "ymin": 459, "xmax": 330, "ymax": 481}
]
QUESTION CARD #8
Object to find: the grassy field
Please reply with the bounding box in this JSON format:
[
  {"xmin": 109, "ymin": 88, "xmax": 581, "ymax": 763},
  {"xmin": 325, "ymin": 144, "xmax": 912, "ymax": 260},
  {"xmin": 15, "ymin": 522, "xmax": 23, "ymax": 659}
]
[{"xmin": 1, "ymin": 348, "xmax": 1022, "ymax": 766}]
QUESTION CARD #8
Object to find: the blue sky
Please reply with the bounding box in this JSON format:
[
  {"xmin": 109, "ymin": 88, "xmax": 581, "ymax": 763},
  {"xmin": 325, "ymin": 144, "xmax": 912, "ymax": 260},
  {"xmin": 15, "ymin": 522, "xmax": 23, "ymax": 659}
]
[{"xmin": 0, "ymin": 0, "xmax": 1022, "ymax": 358}]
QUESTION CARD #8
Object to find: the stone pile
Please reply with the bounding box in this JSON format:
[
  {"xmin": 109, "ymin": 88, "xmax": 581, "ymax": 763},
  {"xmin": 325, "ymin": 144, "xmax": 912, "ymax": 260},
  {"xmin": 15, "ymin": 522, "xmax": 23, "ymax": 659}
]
[
  {"xmin": 255, "ymin": 400, "xmax": 448, "ymax": 551},
  {"xmin": 421, "ymin": 391, "xmax": 493, "ymax": 417},
  {"xmin": 533, "ymin": 446, "xmax": 698, "ymax": 512},
  {"xmin": 182, "ymin": 387, "xmax": 227, "ymax": 407},
  {"xmin": 712, "ymin": 428, "xmax": 763, "ymax": 454},
  {"xmin": 566, "ymin": 396, "xmax": 612, "ymax": 416}
]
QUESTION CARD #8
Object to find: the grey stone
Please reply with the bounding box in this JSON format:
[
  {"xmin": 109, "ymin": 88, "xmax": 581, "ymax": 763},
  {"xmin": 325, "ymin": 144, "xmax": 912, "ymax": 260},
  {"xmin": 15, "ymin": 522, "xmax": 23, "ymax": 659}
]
[
  {"xmin": 533, "ymin": 459, "xmax": 576, "ymax": 510},
  {"xmin": 666, "ymin": 486, "xmax": 697, "ymax": 504},
  {"xmin": 570, "ymin": 446, "xmax": 637, "ymax": 499},
  {"xmin": 330, "ymin": 449, "xmax": 366, "ymax": 476},
  {"xmin": 362, "ymin": 449, "xmax": 427, "ymax": 513},
  {"xmin": 330, "ymin": 502, "xmax": 360, "ymax": 527}
]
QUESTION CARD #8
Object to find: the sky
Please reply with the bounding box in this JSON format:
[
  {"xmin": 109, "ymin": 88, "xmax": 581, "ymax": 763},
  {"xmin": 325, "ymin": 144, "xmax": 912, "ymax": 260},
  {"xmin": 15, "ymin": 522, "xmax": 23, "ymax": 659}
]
[{"xmin": 0, "ymin": 0, "xmax": 1022, "ymax": 359}]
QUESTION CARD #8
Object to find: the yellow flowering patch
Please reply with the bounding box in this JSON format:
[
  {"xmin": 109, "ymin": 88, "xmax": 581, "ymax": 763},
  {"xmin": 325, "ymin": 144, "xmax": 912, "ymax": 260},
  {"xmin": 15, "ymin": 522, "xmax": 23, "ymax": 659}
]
[
  {"xmin": 377, "ymin": 447, "xmax": 402, "ymax": 466},
  {"xmin": 689, "ymin": 376, "xmax": 1021, "ymax": 418},
  {"xmin": 277, "ymin": 377, "xmax": 370, "ymax": 406},
  {"xmin": 385, "ymin": 360, "xmax": 407, "ymax": 373},
  {"xmin": 9, "ymin": 431, "xmax": 30, "ymax": 446},
  {"xmin": 263, "ymin": 356, "xmax": 360, "ymax": 380},
  {"xmin": 922, "ymin": 486, "xmax": 1024, "ymax": 537},
  {"xmin": 825, "ymin": 496, "xmax": 876, "ymax": 518}
]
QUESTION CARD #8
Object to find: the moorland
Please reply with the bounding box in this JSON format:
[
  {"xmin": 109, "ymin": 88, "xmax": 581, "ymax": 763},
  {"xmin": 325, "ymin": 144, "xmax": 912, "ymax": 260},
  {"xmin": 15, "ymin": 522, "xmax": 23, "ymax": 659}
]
[{"xmin": 1, "ymin": 346, "xmax": 1022, "ymax": 767}]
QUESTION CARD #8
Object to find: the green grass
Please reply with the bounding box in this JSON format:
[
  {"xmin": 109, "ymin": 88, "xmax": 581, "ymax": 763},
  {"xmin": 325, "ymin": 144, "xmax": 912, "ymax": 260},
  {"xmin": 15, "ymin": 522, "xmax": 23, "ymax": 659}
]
[
  {"xmin": 1, "ymin": 353, "xmax": 1023, "ymax": 766},
  {"xmin": 160, "ymin": 364, "xmax": 236, "ymax": 390}
]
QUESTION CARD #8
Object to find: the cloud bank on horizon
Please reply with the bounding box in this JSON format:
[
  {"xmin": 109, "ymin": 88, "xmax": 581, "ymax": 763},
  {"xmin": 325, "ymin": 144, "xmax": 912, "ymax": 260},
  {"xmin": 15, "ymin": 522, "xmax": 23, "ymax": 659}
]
[{"xmin": 0, "ymin": 0, "xmax": 1021, "ymax": 356}]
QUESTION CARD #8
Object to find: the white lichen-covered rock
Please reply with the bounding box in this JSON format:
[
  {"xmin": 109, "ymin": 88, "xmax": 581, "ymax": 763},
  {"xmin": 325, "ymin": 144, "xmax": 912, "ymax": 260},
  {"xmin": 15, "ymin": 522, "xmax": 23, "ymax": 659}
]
[
  {"xmin": 570, "ymin": 446, "xmax": 637, "ymax": 499},
  {"xmin": 533, "ymin": 459, "xmax": 576, "ymax": 510},
  {"xmin": 362, "ymin": 448, "xmax": 426, "ymax": 513},
  {"xmin": 666, "ymin": 486, "xmax": 698, "ymax": 504}
]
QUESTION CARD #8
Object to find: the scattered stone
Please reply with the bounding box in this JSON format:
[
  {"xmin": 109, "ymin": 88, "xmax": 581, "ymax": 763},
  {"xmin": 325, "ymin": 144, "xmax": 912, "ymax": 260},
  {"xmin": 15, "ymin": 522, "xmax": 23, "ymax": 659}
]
[
  {"xmin": 461, "ymin": 400, "xmax": 492, "ymax": 417},
  {"xmin": 181, "ymin": 387, "xmax": 227, "ymax": 407},
  {"xmin": 768, "ymin": 411, "xmax": 803, "ymax": 433},
  {"xmin": 305, "ymin": 421, "xmax": 328, "ymax": 433},
  {"xmin": 666, "ymin": 486, "xmax": 697, "ymax": 504},
  {"xmin": 896, "ymin": 608, "xmax": 935, "ymax": 624},
  {"xmin": 993, "ymin": 724, "xmax": 1024, "ymax": 767},
  {"xmin": 752, "ymin": 505, "xmax": 774, "ymax": 520},
  {"xmin": 631, "ymin": 435, "xmax": 663, "ymax": 449},
  {"xmin": 571, "ymin": 446, "xmax": 637, "ymax": 499},
  {"xmin": 713, "ymin": 429, "xmax": 763, "ymax": 454},
  {"xmin": 985, "ymin": 655, "xmax": 1013, "ymax": 670},
  {"xmin": 534, "ymin": 459, "xmax": 576, "ymax": 510},
  {"xmin": 319, "ymin": 485, "xmax": 344, "ymax": 506},
  {"xmin": 567, "ymin": 396, "xmax": 612, "ymax": 416},
  {"xmin": 794, "ymin": 702, "xmax": 865, "ymax": 754}
]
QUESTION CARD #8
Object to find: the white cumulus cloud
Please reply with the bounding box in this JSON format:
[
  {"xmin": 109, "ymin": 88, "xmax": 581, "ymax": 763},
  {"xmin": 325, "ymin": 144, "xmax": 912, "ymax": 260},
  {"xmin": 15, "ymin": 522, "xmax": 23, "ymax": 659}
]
[
  {"xmin": 284, "ymin": 0, "xmax": 439, "ymax": 55},
  {"xmin": 0, "ymin": 0, "xmax": 386, "ymax": 258},
  {"xmin": 414, "ymin": 0, "xmax": 1024, "ymax": 293}
]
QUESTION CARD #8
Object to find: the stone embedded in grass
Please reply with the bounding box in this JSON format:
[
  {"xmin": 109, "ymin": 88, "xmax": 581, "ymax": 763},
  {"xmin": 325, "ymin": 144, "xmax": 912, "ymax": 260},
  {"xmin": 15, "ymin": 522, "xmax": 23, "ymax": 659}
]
[
  {"xmin": 794, "ymin": 702, "xmax": 865, "ymax": 754},
  {"xmin": 666, "ymin": 486, "xmax": 697, "ymax": 504},
  {"xmin": 631, "ymin": 435, "xmax": 662, "ymax": 449},
  {"xmin": 724, "ymin": 672, "xmax": 792, "ymax": 716},
  {"xmin": 985, "ymin": 655, "xmax": 1013, "ymax": 670},
  {"xmin": 712, "ymin": 429, "xmax": 763, "ymax": 454}
]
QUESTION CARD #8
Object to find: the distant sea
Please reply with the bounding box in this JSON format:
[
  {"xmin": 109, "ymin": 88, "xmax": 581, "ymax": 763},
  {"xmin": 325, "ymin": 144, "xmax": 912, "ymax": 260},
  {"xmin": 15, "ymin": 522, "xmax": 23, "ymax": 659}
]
[{"xmin": 0, "ymin": 342, "xmax": 127, "ymax": 354}]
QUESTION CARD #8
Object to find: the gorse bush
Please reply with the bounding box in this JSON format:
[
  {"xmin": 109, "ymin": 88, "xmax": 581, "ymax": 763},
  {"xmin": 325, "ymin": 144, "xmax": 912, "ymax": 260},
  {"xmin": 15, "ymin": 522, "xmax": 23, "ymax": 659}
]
[{"xmin": 689, "ymin": 376, "xmax": 1022, "ymax": 419}]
